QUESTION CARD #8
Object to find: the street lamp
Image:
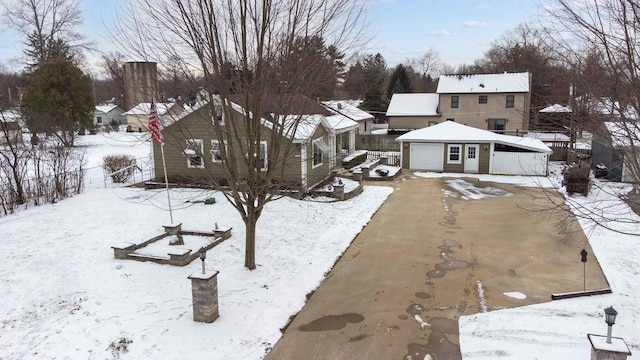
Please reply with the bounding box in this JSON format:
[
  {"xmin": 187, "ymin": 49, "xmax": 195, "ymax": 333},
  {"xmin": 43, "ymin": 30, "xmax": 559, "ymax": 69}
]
[
  {"xmin": 198, "ymin": 246, "xmax": 207, "ymax": 274},
  {"xmin": 604, "ymin": 306, "xmax": 618, "ymax": 344}
]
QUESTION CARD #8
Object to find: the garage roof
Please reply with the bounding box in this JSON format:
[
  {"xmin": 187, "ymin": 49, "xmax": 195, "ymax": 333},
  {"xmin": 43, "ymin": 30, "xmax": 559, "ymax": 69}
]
[
  {"xmin": 395, "ymin": 121, "xmax": 551, "ymax": 153},
  {"xmin": 386, "ymin": 93, "xmax": 440, "ymax": 116}
]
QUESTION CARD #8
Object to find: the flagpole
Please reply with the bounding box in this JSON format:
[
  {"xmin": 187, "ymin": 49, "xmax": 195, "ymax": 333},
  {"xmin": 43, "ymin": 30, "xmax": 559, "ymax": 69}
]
[
  {"xmin": 160, "ymin": 143, "xmax": 174, "ymax": 224},
  {"xmin": 149, "ymin": 97, "xmax": 173, "ymax": 224}
]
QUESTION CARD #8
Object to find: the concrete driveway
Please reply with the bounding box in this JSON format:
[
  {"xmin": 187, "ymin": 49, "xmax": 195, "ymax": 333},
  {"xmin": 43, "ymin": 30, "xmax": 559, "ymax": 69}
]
[{"xmin": 264, "ymin": 176, "xmax": 609, "ymax": 360}]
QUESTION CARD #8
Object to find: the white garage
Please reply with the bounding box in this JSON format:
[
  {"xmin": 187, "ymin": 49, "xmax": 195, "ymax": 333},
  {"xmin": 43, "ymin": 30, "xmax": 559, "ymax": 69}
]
[
  {"xmin": 396, "ymin": 121, "xmax": 552, "ymax": 176},
  {"xmin": 410, "ymin": 143, "xmax": 444, "ymax": 171}
]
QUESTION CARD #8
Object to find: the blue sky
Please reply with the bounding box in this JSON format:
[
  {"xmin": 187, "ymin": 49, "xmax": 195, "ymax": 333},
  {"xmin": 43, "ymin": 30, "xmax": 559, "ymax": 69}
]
[{"xmin": 0, "ymin": 0, "xmax": 543, "ymax": 73}]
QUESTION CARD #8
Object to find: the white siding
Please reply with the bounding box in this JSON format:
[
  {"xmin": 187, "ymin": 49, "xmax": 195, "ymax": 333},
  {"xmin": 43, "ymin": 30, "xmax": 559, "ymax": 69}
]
[{"xmin": 491, "ymin": 152, "xmax": 548, "ymax": 176}]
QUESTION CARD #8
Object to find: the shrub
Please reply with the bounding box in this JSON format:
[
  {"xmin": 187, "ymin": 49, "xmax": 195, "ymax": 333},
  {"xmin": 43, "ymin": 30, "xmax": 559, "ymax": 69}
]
[{"xmin": 103, "ymin": 155, "xmax": 137, "ymax": 183}]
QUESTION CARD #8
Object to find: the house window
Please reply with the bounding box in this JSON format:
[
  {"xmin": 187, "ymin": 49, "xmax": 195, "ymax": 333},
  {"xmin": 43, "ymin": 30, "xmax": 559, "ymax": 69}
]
[
  {"xmin": 97, "ymin": 116, "xmax": 103, "ymax": 124},
  {"xmin": 467, "ymin": 145, "xmax": 477, "ymax": 159},
  {"xmin": 253, "ymin": 141, "xmax": 268, "ymax": 171},
  {"xmin": 210, "ymin": 140, "xmax": 225, "ymax": 163},
  {"xmin": 451, "ymin": 96, "xmax": 459, "ymax": 108},
  {"xmin": 312, "ymin": 138, "xmax": 324, "ymax": 168},
  {"xmin": 447, "ymin": 144, "xmax": 462, "ymax": 164},
  {"xmin": 506, "ymin": 95, "xmax": 515, "ymax": 108},
  {"xmin": 487, "ymin": 119, "xmax": 506, "ymax": 134},
  {"xmin": 428, "ymin": 121, "xmax": 438, "ymax": 126},
  {"xmin": 185, "ymin": 139, "xmax": 204, "ymax": 168},
  {"xmin": 479, "ymin": 95, "xmax": 487, "ymax": 104},
  {"xmin": 211, "ymin": 103, "xmax": 225, "ymax": 125}
]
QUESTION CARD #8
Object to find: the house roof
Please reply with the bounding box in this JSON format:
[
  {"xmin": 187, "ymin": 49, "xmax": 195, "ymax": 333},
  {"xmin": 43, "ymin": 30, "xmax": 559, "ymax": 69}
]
[
  {"xmin": 540, "ymin": 104, "xmax": 572, "ymax": 113},
  {"xmin": 227, "ymin": 94, "xmax": 333, "ymax": 116},
  {"xmin": 437, "ymin": 72, "xmax": 530, "ymax": 94},
  {"xmin": 324, "ymin": 114, "xmax": 359, "ymax": 133},
  {"xmin": 124, "ymin": 102, "xmax": 177, "ymax": 116},
  {"xmin": 321, "ymin": 101, "xmax": 374, "ymax": 122},
  {"xmin": 386, "ymin": 93, "xmax": 440, "ymax": 116},
  {"xmin": 95, "ymin": 105, "xmax": 121, "ymax": 114},
  {"xmin": 395, "ymin": 121, "xmax": 551, "ymax": 153}
]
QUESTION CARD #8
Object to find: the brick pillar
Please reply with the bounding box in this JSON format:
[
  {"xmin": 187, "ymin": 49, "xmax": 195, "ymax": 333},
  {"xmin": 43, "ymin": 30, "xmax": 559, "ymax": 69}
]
[
  {"xmin": 587, "ymin": 334, "xmax": 631, "ymax": 360},
  {"xmin": 188, "ymin": 270, "xmax": 220, "ymax": 323}
]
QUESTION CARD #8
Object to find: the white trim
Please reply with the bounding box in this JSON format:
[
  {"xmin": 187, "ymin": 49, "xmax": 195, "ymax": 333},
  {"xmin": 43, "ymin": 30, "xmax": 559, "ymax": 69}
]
[
  {"xmin": 312, "ymin": 137, "xmax": 324, "ymax": 169},
  {"xmin": 447, "ymin": 144, "xmax": 462, "ymax": 164},
  {"xmin": 186, "ymin": 139, "xmax": 204, "ymax": 168},
  {"xmin": 301, "ymin": 145, "xmax": 308, "ymax": 190}
]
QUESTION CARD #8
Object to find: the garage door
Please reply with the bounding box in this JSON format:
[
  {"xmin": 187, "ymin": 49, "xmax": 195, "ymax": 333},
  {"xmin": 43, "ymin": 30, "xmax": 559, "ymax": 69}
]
[{"xmin": 410, "ymin": 143, "xmax": 444, "ymax": 171}]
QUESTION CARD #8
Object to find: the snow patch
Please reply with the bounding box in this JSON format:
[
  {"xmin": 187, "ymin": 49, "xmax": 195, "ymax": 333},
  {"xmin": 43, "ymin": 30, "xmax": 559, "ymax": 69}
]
[{"xmin": 503, "ymin": 291, "xmax": 527, "ymax": 300}]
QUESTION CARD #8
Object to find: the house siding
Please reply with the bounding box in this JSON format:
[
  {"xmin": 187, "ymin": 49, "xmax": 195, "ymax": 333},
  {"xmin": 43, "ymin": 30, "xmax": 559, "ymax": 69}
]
[
  {"xmin": 400, "ymin": 141, "xmax": 491, "ymax": 174},
  {"xmin": 439, "ymin": 93, "xmax": 528, "ymax": 132},
  {"xmin": 153, "ymin": 103, "xmax": 330, "ymax": 190},
  {"xmin": 389, "ymin": 116, "xmax": 441, "ymax": 131}
]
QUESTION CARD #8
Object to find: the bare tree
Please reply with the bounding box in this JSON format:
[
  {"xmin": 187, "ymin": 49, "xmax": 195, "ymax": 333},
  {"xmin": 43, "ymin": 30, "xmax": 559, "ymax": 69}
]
[
  {"xmin": 2, "ymin": 0, "xmax": 89, "ymax": 66},
  {"xmin": 114, "ymin": 0, "xmax": 366, "ymax": 270},
  {"xmin": 409, "ymin": 47, "xmax": 442, "ymax": 78},
  {"xmin": 540, "ymin": 0, "xmax": 640, "ymax": 235}
]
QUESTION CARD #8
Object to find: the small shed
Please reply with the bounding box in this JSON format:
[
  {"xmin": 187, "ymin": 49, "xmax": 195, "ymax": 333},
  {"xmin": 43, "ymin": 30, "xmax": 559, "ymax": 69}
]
[{"xmin": 395, "ymin": 121, "xmax": 551, "ymax": 176}]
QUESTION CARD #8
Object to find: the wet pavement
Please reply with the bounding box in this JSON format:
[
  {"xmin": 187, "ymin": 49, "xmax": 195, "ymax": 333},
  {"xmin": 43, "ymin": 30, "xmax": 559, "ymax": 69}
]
[{"xmin": 264, "ymin": 176, "xmax": 609, "ymax": 360}]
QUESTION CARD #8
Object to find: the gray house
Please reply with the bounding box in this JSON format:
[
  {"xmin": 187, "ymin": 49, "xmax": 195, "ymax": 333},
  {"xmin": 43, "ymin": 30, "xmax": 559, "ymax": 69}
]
[
  {"xmin": 94, "ymin": 104, "xmax": 126, "ymax": 128},
  {"xmin": 153, "ymin": 94, "xmax": 356, "ymax": 192}
]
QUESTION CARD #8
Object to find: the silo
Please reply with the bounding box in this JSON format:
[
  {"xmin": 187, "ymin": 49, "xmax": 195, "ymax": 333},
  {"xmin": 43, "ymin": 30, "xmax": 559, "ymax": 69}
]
[{"xmin": 123, "ymin": 62, "xmax": 158, "ymax": 110}]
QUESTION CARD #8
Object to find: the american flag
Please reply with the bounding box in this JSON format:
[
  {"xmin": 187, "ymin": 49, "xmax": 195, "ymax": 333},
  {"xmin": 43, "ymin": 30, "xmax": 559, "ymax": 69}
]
[{"xmin": 148, "ymin": 98, "xmax": 164, "ymax": 145}]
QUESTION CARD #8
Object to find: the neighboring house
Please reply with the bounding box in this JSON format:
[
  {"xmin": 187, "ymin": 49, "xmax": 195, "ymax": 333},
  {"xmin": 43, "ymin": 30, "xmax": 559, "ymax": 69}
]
[
  {"xmin": 322, "ymin": 100, "xmax": 374, "ymax": 135},
  {"xmin": 0, "ymin": 119, "xmax": 22, "ymax": 145},
  {"xmin": 124, "ymin": 102, "xmax": 184, "ymax": 132},
  {"xmin": 152, "ymin": 94, "xmax": 357, "ymax": 192},
  {"xmin": 537, "ymin": 104, "xmax": 572, "ymax": 132},
  {"xmin": 395, "ymin": 121, "xmax": 551, "ymax": 176},
  {"xmin": 386, "ymin": 93, "xmax": 440, "ymax": 133},
  {"xmin": 94, "ymin": 104, "xmax": 126, "ymax": 128},
  {"xmin": 591, "ymin": 121, "xmax": 640, "ymax": 182},
  {"xmin": 436, "ymin": 72, "xmax": 531, "ymax": 134}
]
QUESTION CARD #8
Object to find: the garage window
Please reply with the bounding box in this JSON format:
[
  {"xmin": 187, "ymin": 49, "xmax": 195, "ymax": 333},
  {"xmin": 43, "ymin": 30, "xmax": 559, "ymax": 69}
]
[{"xmin": 447, "ymin": 144, "xmax": 462, "ymax": 164}]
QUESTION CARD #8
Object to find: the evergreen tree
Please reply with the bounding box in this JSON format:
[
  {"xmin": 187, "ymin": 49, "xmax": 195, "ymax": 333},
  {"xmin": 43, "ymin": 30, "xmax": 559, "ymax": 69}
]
[
  {"xmin": 386, "ymin": 64, "xmax": 413, "ymax": 100},
  {"xmin": 22, "ymin": 59, "xmax": 94, "ymax": 146}
]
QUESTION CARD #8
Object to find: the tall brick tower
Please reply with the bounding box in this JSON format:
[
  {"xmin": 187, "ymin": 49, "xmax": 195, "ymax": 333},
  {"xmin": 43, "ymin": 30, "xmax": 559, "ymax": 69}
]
[{"xmin": 123, "ymin": 62, "xmax": 158, "ymax": 110}]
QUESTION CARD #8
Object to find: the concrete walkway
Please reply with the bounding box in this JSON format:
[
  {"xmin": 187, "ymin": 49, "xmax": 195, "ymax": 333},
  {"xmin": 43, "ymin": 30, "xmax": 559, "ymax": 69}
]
[{"xmin": 265, "ymin": 176, "xmax": 609, "ymax": 360}]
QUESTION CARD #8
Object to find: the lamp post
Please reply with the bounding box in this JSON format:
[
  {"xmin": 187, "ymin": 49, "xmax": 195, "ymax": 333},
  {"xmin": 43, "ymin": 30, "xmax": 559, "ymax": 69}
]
[
  {"xmin": 604, "ymin": 306, "xmax": 618, "ymax": 344},
  {"xmin": 198, "ymin": 246, "xmax": 207, "ymax": 274}
]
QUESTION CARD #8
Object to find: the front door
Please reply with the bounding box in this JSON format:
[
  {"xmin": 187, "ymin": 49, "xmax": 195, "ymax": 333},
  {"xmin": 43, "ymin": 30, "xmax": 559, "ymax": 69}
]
[{"xmin": 464, "ymin": 144, "xmax": 479, "ymax": 173}]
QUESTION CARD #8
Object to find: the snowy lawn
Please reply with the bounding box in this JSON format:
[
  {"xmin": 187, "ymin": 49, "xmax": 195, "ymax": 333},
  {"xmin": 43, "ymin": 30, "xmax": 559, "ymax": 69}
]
[
  {"xmin": 1, "ymin": 132, "xmax": 393, "ymax": 359},
  {"xmin": 415, "ymin": 168, "xmax": 639, "ymax": 359}
]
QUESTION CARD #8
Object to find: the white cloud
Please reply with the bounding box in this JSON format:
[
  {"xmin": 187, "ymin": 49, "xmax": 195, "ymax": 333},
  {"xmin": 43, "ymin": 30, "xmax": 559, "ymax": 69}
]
[
  {"xmin": 463, "ymin": 20, "xmax": 489, "ymax": 28},
  {"xmin": 425, "ymin": 29, "xmax": 455, "ymax": 37}
]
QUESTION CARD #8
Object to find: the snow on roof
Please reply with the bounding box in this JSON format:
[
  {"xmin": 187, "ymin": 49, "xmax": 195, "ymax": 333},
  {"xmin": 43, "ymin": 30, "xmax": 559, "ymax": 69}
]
[
  {"xmin": 124, "ymin": 103, "xmax": 176, "ymax": 115},
  {"xmin": 386, "ymin": 93, "xmax": 440, "ymax": 116},
  {"xmin": 539, "ymin": 104, "xmax": 572, "ymax": 113},
  {"xmin": 95, "ymin": 105, "xmax": 120, "ymax": 114},
  {"xmin": 324, "ymin": 114, "xmax": 359, "ymax": 133},
  {"xmin": 524, "ymin": 132, "xmax": 570, "ymax": 142},
  {"xmin": 322, "ymin": 101, "xmax": 374, "ymax": 122},
  {"xmin": 283, "ymin": 114, "xmax": 325, "ymax": 141},
  {"xmin": 437, "ymin": 72, "xmax": 530, "ymax": 94},
  {"xmin": 604, "ymin": 121, "xmax": 640, "ymax": 147},
  {"xmin": 396, "ymin": 121, "xmax": 551, "ymax": 153}
]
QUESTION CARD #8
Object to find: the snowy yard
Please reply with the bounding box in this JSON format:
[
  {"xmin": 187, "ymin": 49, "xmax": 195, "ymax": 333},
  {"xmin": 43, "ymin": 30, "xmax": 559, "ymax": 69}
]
[{"xmin": 1, "ymin": 132, "xmax": 639, "ymax": 359}]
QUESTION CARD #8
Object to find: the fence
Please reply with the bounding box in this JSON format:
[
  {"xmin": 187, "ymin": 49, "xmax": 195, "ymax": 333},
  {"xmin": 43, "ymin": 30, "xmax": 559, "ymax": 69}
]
[
  {"xmin": 356, "ymin": 134, "xmax": 401, "ymax": 152},
  {"xmin": 1, "ymin": 157, "xmax": 153, "ymax": 216},
  {"xmin": 366, "ymin": 151, "xmax": 401, "ymax": 166}
]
